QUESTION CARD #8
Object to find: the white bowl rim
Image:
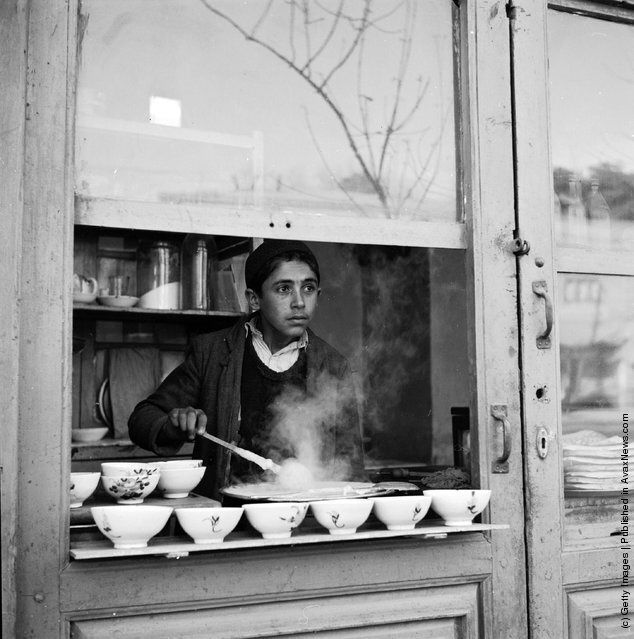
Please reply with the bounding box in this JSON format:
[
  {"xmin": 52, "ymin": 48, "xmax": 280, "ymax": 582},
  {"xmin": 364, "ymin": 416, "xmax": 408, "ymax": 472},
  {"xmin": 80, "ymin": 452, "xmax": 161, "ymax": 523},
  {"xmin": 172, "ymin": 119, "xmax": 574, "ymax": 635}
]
[
  {"xmin": 242, "ymin": 501, "xmax": 304, "ymax": 510},
  {"xmin": 309, "ymin": 498, "xmax": 375, "ymax": 507},
  {"xmin": 158, "ymin": 466, "xmax": 206, "ymax": 474},
  {"xmin": 71, "ymin": 471, "xmax": 101, "ymax": 477},
  {"xmin": 175, "ymin": 506, "xmax": 242, "ymax": 515},
  {"xmin": 91, "ymin": 505, "xmax": 173, "ymax": 516},
  {"xmin": 101, "ymin": 474, "xmax": 158, "ymax": 480},
  {"xmin": 101, "ymin": 462, "xmax": 158, "ymax": 469},
  {"xmin": 372, "ymin": 495, "xmax": 431, "ymax": 503},
  {"xmin": 423, "ymin": 489, "xmax": 491, "ymax": 494}
]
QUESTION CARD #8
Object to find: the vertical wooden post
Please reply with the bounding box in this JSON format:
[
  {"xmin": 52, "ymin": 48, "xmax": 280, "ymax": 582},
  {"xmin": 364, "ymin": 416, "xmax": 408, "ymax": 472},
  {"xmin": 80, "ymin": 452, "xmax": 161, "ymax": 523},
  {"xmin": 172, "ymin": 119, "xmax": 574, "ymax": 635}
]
[
  {"xmin": 0, "ymin": 2, "xmax": 28, "ymax": 636},
  {"xmin": 464, "ymin": 1, "xmax": 529, "ymax": 636},
  {"xmin": 15, "ymin": 0, "xmax": 76, "ymax": 636},
  {"xmin": 510, "ymin": 1, "xmax": 566, "ymax": 637}
]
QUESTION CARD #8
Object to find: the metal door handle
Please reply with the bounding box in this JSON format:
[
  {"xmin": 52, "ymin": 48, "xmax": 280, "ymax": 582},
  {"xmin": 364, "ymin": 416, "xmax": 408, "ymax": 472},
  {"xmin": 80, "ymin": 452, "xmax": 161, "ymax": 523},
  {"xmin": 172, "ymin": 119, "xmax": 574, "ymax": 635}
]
[
  {"xmin": 491, "ymin": 404, "xmax": 511, "ymax": 474},
  {"xmin": 532, "ymin": 280, "xmax": 553, "ymax": 349}
]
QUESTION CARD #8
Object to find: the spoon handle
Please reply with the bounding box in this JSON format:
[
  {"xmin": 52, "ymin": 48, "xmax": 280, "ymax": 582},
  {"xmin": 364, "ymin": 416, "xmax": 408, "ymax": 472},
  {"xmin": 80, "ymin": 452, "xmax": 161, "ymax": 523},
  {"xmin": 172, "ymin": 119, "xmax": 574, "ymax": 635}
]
[{"xmin": 198, "ymin": 432, "xmax": 280, "ymax": 473}]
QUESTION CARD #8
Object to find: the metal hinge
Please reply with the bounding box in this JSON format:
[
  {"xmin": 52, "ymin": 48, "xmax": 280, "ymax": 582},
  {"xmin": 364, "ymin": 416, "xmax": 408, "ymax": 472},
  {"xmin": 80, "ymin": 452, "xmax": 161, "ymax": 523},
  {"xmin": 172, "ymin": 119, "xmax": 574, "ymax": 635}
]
[{"xmin": 512, "ymin": 236, "xmax": 530, "ymax": 256}]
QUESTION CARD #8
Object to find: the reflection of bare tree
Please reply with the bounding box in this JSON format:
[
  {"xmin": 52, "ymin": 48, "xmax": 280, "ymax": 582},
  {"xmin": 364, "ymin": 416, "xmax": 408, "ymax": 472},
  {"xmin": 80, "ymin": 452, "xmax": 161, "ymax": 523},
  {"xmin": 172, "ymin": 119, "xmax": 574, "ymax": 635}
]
[{"xmin": 200, "ymin": 0, "xmax": 446, "ymax": 217}]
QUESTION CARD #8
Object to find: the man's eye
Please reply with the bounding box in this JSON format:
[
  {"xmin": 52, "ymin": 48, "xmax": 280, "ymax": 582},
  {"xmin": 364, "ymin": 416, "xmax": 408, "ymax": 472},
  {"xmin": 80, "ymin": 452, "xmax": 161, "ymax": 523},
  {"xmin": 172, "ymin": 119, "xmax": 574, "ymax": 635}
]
[
  {"xmin": 304, "ymin": 285, "xmax": 316, "ymax": 293},
  {"xmin": 277, "ymin": 286, "xmax": 290, "ymax": 293}
]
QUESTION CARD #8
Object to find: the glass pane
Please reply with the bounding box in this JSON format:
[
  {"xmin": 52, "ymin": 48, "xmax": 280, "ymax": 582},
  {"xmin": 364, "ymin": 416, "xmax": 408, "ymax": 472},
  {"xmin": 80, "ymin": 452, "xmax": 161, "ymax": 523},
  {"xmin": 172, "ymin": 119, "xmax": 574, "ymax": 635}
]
[
  {"xmin": 308, "ymin": 244, "xmax": 470, "ymax": 479},
  {"xmin": 75, "ymin": 0, "xmax": 458, "ymax": 222},
  {"xmin": 549, "ymin": 12, "xmax": 634, "ymax": 250},
  {"xmin": 71, "ymin": 241, "xmax": 472, "ymax": 498},
  {"xmin": 558, "ymin": 273, "xmax": 631, "ymax": 540}
]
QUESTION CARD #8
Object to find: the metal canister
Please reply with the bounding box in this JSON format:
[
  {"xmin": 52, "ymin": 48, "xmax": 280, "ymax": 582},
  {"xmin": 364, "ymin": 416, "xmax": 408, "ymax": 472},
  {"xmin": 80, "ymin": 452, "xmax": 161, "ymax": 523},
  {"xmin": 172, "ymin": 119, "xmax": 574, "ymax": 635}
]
[
  {"xmin": 136, "ymin": 239, "xmax": 181, "ymax": 309},
  {"xmin": 190, "ymin": 238, "xmax": 209, "ymax": 310}
]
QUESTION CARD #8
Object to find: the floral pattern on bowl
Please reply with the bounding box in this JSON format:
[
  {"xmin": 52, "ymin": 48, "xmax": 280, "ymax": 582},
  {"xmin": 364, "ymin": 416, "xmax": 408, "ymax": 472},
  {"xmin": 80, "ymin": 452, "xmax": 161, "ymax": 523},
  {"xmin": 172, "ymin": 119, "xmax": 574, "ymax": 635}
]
[
  {"xmin": 310, "ymin": 498, "xmax": 374, "ymax": 535},
  {"xmin": 101, "ymin": 471, "xmax": 160, "ymax": 504},
  {"xmin": 175, "ymin": 507, "xmax": 243, "ymax": 544},
  {"xmin": 279, "ymin": 504, "xmax": 306, "ymax": 529},
  {"xmin": 423, "ymin": 489, "xmax": 491, "ymax": 527},
  {"xmin": 91, "ymin": 505, "xmax": 173, "ymax": 549},
  {"xmin": 372, "ymin": 495, "xmax": 432, "ymax": 531},
  {"xmin": 243, "ymin": 502, "xmax": 308, "ymax": 539},
  {"xmin": 101, "ymin": 462, "xmax": 159, "ymax": 477}
]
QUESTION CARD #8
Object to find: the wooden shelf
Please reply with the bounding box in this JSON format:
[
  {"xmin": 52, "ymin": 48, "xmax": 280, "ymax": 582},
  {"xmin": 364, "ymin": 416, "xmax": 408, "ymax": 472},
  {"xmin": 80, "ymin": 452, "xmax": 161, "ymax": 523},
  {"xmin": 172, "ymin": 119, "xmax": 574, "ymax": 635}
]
[
  {"xmin": 70, "ymin": 521, "xmax": 509, "ymax": 560},
  {"xmin": 73, "ymin": 303, "xmax": 243, "ymax": 322}
]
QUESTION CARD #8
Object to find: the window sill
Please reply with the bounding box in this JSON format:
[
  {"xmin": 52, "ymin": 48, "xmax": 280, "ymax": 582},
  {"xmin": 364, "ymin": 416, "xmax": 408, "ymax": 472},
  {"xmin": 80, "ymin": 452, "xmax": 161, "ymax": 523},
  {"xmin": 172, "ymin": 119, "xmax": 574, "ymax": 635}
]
[{"xmin": 70, "ymin": 521, "xmax": 509, "ymax": 560}]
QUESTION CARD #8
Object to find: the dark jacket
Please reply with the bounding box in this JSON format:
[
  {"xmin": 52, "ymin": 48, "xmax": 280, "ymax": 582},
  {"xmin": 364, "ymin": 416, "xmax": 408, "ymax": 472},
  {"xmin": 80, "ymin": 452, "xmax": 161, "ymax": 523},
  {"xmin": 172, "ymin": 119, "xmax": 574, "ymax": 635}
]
[{"xmin": 128, "ymin": 320, "xmax": 365, "ymax": 500}]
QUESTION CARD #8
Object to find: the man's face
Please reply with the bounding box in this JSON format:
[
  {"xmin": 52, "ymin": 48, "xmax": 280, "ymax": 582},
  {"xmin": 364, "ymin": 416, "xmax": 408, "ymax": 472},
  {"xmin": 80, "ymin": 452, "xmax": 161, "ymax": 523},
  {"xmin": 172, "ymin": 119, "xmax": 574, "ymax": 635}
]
[{"xmin": 247, "ymin": 259, "xmax": 320, "ymax": 351}]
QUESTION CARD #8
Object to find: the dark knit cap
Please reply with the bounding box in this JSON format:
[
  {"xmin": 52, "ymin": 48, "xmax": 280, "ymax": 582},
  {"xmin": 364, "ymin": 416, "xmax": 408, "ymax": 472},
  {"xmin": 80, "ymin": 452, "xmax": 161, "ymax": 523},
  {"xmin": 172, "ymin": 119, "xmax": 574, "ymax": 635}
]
[{"xmin": 245, "ymin": 239, "xmax": 319, "ymax": 290}]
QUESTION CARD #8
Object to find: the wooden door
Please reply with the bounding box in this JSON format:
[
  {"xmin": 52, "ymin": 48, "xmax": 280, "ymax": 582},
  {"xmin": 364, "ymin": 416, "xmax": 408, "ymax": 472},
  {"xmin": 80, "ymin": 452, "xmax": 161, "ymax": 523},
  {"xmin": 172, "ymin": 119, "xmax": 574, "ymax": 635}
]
[
  {"xmin": 5, "ymin": 1, "xmax": 530, "ymax": 637},
  {"xmin": 512, "ymin": 1, "xmax": 633, "ymax": 637}
]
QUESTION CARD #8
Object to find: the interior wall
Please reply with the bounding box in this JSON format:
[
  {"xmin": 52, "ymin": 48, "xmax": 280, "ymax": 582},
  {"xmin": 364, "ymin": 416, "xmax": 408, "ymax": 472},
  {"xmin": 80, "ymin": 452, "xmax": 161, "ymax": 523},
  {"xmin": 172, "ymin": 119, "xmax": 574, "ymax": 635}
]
[{"xmin": 430, "ymin": 248, "xmax": 469, "ymax": 465}]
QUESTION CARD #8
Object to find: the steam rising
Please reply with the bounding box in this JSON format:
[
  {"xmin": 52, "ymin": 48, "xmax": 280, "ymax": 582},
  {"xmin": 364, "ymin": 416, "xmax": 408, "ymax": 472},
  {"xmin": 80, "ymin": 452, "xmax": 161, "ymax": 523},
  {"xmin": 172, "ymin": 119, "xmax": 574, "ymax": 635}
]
[{"xmin": 262, "ymin": 371, "xmax": 357, "ymax": 485}]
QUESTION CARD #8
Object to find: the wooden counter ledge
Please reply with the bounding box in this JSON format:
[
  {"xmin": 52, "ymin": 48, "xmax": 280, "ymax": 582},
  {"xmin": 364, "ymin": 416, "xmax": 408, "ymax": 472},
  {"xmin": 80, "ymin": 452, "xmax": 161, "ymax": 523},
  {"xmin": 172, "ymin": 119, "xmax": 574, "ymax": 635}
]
[{"xmin": 70, "ymin": 521, "xmax": 509, "ymax": 560}]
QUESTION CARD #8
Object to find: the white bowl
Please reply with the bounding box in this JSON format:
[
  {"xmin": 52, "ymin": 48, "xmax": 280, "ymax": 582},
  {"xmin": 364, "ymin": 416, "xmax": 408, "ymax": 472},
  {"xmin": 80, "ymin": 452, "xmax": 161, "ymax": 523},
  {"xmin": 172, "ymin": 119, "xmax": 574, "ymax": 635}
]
[
  {"xmin": 424, "ymin": 489, "xmax": 491, "ymax": 526},
  {"xmin": 72, "ymin": 427, "xmax": 109, "ymax": 443},
  {"xmin": 310, "ymin": 498, "xmax": 374, "ymax": 535},
  {"xmin": 73, "ymin": 290, "xmax": 98, "ymax": 304},
  {"xmin": 243, "ymin": 502, "xmax": 308, "ymax": 539},
  {"xmin": 69, "ymin": 472, "xmax": 100, "ymax": 508},
  {"xmin": 97, "ymin": 295, "xmax": 139, "ymax": 308},
  {"xmin": 155, "ymin": 459, "xmax": 203, "ymax": 470},
  {"xmin": 101, "ymin": 471, "xmax": 160, "ymax": 504},
  {"xmin": 175, "ymin": 507, "xmax": 243, "ymax": 544},
  {"xmin": 372, "ymin": 495, "xmax": 432, "ymax": 531},
  {"xmin": 91, "ymin": 505, "xmax": 173, "ymax": 549},
  {"xmin": 101, "ymin": 462, "xmax": 159, "ymax": 477},
  {"xmin": 157, "ymin": 466, "xmax": 205, "ymax": 498}
]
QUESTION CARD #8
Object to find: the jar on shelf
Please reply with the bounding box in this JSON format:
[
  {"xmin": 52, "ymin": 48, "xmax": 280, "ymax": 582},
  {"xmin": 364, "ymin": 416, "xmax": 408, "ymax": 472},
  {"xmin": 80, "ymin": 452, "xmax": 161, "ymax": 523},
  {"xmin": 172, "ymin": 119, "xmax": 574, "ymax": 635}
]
[
  {"xmin": 181, "ymin": 234, "xmax": 218, "ymax": 310},
  {"xmin": 136, "ymin": 239, "xmax": 181, "ymax": 309}
]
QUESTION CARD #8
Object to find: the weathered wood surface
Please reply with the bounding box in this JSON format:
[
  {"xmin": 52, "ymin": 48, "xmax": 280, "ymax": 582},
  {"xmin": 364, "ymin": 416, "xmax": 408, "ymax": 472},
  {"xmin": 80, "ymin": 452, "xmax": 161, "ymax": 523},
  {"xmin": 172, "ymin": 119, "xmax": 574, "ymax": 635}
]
[
  {"xmin": 70, "ymin": 524, "xmax": 509, "ymax": 560},
  {"xmin": 463, "ymin": 0, "xmax": 528, "ymax": 637},
  {"xmin": 567, "ymin": 587, "xmax": 632, "ymax": 638},
  {"xmin": 15, "ymin": 0, "xmax": 76, "ymax": 637},
  {"xmin": 69, "ymin": 581, "xmax": 482, "ymax": 639},
  {"xmin": 510, "ymin": 1, "xmax": 567, "ymax": 637},
  {"xmin": 61, "ymin": 534, "xmax": 493, "ymax": 613},
  {"xmin": 75, "ymin": 196, "xmax": 468, "ymax": 250},
  {"xmin": 0, "ymin": 2, "xmax": 28, "ymax": 637},
  {"xmin": 513, "ymin": 2, "xmax": 634, "ymax": 637}
]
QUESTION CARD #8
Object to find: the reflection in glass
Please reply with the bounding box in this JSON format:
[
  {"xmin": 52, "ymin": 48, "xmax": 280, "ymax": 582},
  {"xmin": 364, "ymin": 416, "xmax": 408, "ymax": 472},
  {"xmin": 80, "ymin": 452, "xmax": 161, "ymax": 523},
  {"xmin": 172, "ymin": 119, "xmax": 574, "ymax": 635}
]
[
  {"xmin": 308, "ymin": 244, "xmax": 469, "ymax": 477},
  {"xmin": 549, "ymin": 12, "xmax": 634, "ymax": 250},
  {"xmin": 559, "ymin": 274, "xmax": 632, "ymax": 495},
  {"xmin": 75, "ymin": 0, "xmax": 458, "ymax": 221}
]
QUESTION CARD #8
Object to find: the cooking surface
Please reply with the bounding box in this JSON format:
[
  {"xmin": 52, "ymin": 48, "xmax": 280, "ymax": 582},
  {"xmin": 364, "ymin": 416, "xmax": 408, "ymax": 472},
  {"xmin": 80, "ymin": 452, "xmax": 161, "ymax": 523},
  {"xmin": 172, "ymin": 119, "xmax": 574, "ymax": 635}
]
[{"xmin": 221, "ymin": 481, "xmax": 419, "ymax": 502}]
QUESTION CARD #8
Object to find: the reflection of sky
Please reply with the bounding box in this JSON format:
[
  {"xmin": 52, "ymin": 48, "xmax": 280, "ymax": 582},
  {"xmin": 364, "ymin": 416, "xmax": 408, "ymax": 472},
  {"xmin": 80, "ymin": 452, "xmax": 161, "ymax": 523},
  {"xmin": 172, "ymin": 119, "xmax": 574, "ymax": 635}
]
[
  {"xmin": 549, "ymin": 11, "xmax": 634, "ymax": 174},
  {"xmin": 77, "ymin": 0, "xmax": 457, "ymax": 220}
]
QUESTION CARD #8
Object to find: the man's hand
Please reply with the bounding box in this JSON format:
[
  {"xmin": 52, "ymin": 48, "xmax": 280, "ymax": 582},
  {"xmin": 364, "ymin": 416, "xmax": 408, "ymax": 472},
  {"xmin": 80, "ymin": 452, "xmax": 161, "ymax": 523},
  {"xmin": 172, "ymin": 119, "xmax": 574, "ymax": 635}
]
[{"xmin": 166, "ymin": 407, "xmax": 207, "ymax": 441}]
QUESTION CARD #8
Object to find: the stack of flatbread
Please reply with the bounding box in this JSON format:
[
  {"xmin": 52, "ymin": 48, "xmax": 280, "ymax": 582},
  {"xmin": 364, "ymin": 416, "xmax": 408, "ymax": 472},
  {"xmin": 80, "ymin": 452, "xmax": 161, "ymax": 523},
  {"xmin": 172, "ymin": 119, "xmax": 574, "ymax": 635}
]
[{"xmin": 563, "ymin": 429, "xmax": 624, "ymax": 493}]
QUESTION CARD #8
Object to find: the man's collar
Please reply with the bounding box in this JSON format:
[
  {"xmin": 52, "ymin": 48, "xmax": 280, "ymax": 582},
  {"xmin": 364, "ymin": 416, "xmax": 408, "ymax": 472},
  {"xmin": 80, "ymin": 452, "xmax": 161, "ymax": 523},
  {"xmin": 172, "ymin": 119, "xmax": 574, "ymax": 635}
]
[{"xmin": 245, "ymin": 316, "xmax": 309, "ymax": 351}]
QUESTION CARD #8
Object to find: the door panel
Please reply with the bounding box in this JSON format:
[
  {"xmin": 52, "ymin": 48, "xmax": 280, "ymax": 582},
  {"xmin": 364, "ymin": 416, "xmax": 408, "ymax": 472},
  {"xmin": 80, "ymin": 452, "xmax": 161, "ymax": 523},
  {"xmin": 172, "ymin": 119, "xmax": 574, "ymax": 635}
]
[
  {"xmin": 513, "ymin": 1, "xmax": 633, "ymax": 637},
  {"xmin": 70, "ymin": 583, "xmax": 482, "ymax": 639},
  {"xmin": 567, "ymin": 588, "xmax": 632, "ymax": 639}
]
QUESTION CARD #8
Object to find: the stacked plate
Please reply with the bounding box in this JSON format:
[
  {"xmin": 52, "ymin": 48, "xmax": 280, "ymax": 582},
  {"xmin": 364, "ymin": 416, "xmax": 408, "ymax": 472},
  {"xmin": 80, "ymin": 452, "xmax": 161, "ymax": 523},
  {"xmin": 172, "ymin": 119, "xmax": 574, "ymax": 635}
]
[{"xmin": 563, "ymin": 429, "xmax": 624, "ymax": 493}]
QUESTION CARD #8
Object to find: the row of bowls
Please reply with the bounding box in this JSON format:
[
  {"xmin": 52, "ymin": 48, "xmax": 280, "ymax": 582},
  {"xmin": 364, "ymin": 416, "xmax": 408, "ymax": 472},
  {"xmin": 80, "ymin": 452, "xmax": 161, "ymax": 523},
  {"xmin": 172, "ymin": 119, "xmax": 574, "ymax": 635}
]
[
  {"xmin": 70, "ymin": 460, "xmax": 205, "ymax": 508},
  {"xmin": 91, "ymin": 490, "xmax": 491, "ymax": 549}
]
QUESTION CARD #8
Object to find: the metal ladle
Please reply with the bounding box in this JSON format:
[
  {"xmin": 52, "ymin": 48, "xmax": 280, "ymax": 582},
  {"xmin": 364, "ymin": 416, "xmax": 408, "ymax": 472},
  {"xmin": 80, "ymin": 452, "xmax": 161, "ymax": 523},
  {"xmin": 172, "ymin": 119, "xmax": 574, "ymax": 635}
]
[{"xmin": 198, "ymin": 432, "xmax": 281, "ymax": 474}]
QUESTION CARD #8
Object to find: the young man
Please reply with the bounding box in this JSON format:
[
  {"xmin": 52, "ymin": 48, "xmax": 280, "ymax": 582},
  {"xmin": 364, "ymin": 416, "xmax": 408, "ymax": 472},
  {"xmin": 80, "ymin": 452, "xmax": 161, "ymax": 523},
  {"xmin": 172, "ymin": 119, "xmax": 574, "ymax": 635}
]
[{"xmin": 128, "ymin": 239, "xmax": 365, "ymax": 500}]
